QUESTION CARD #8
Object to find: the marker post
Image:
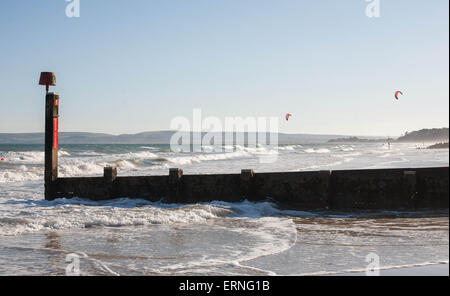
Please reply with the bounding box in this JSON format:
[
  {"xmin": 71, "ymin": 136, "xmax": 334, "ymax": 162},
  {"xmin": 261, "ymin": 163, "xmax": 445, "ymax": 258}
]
[{"xmin": 39, "ymin": 72, "xmax": 58, "ymax": 200}]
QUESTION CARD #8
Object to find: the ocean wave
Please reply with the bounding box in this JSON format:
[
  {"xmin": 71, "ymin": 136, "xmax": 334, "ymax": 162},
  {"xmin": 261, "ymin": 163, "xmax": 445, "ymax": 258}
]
[
  {"xmin": 304, "ymin": 148, "xmax": 331, "ymax": 154},
  {"xmin": 1, "ymin": 151, "xmax": 44, "ymax": 164},
  {"xmin": 340, "ymin": 147, "xmax": 355, "ymax": 152},
  {"xmin": 59, "ymin": 161, "xmax": 104, "ymax": 177},
  {"xmin": 0, "ymin": 166, "xmax": 43, "ymax": 183},
  {"xmin": 139, "ymin": 146, "xmax": 159, "ymax": 150},
  {"xmin": 0, "ymin": 151, "xmax": 71, "ymax": 165},
  {"xmin": 0, "ymin": 199, "xmax": 229, "ymax": 236},
  {"xmin": 278, "ymin": 145, "xmax": 302, "ymax": 151},
  {"xmin": 50, "ymin": 145, "xmax": 280, "ymax": 178},
  {"xmin": 0, "ymin": 199, "xmax": 296, "ymax": 236}
]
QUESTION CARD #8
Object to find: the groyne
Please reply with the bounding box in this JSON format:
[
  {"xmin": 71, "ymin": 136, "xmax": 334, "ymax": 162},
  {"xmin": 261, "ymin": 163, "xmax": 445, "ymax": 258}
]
[{"xmin": 47, "ymin": 166, "xmax": 449, "ymax": 210}]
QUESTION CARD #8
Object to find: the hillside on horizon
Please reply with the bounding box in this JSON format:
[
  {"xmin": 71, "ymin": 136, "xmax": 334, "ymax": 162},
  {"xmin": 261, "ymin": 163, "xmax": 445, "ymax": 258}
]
[
  {"xmin": 396, "ymin": 128, "xmax": 449, "ymax": 143},
  {"xmin": 0, "ymin": 128, "xmax": 447, "ymax": 145}
]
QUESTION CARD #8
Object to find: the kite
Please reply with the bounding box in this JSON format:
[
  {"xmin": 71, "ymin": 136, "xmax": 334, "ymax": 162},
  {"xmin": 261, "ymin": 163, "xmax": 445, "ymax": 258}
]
[
  {"xmin": 285, "ymin": 113, "xmax": 292, "ymax": 121},
  {"xmin": 395, "ymin": 91, "xmax": 403, "ymax": 100}
]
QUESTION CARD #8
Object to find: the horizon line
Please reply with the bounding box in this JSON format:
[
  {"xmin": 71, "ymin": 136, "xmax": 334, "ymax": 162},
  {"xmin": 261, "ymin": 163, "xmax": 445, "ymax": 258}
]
[{"xmin": 0, "ymin": 129, "xmax": 406, "ymax": 138}]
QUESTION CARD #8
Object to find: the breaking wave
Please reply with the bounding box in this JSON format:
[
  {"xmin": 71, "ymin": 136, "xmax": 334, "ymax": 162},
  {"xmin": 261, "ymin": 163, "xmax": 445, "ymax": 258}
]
[{"xmin": 0, "ymin": 198, "xmax": 299, "ymax": 236}]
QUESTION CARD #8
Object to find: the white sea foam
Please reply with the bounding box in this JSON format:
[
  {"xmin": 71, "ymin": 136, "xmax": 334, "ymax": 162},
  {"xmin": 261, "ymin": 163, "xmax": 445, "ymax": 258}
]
[
  {"xmin": 59, "ymin": 161, "xmax": 104, "ymax": 177},
  {"xmin": 278, "ymin": 145, "xmax": 302, "ymax": 151},
  {"xmin": 304, "ymin": 148, "xmax": 331, "ymax": 154},
  {"xmin": 139, "ymin": 146, "xmax": 159, "ymax": 150},
  {"xmin": 154, "ymin": 217, "xmax": 297, "ymax": 275},
  {"xmin": 0, "ymin": 151, "xmax": 71, "ymax": 164},
  {"xmin": 0, "ymin": 167, "xmax": 43, "ymax": 183},
  {"xmin": 164, "ymin": 145, "xmax": 278, "ymax": 166},
  {"xmin": 1, "ymin": 151, "xmax": 44, "ymax": 164},
  {"xmin": 0, "ymin": 196, "xmax": 314, "ymax": 237},
  {"xmin": 0, "ymin": 198, "xmax": 231, "ymax": 236}
]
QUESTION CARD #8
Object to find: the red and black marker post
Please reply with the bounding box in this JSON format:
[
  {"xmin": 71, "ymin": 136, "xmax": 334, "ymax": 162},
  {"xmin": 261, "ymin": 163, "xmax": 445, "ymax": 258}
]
[{"xmin": 39, "ymin": 72, "xmax": 59, "ymax": 200}]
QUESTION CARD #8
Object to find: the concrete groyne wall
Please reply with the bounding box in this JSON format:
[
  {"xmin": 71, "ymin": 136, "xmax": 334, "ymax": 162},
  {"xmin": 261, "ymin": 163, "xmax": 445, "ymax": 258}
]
[{"xmin": 48, "ymin": 167, "xmax": 449, "ymax": 210}]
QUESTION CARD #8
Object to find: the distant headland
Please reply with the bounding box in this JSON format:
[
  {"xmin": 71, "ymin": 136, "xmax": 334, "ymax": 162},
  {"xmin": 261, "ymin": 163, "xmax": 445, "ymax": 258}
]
[
  {"xmin": 427, "ymin": 142, "xmax": 449, "ymax": 149},
  {"xmin": 395, "ymin": 128, "xmax": 449, "ymax": 143},
  {"xmin": 327, "ymin": 128, "xmax": 449, "ymax": 144}
]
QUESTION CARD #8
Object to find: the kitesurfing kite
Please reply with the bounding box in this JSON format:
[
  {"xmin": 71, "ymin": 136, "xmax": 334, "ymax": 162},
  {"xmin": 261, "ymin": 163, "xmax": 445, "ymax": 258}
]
[
  {"xmin": 395, "ymin": 91, "xmax": 403, "ymax": 100},
  {"xmin": 285, "ymin": 113, "xmax": 292, "ymax": 121}
]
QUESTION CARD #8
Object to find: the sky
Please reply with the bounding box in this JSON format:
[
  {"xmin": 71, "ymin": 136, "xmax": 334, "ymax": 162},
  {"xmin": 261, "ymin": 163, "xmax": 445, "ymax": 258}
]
[{"xmin": 0, "ymin": 0, "xmax": 448, "ymax": 136}]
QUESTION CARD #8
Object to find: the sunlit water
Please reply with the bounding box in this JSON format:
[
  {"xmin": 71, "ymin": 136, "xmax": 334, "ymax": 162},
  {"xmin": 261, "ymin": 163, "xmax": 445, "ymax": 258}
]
[{"xmin": 0, "ymin": 143, "xmax": 448, "ymax": 275}]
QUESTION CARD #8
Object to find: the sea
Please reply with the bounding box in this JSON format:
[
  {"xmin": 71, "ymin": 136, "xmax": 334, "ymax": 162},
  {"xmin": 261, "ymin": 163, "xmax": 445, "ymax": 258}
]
[{"xmin": 0, "ymin": 142, "xmax": 448, "ymax": 275}]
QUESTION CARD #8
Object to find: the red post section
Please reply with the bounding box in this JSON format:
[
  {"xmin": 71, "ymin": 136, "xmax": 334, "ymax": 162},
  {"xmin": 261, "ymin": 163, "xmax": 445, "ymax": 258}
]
[
  {"xmin": 53, "ymin": 117, "xmax": 58, "ymax": 149},
  {"xmin": 45, "ymin": 92, "xmax": 59, "ymax": 200}
]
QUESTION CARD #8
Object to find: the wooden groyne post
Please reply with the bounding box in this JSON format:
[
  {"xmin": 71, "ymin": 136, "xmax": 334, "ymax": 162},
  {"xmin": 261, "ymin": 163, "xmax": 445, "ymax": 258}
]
[{"xmin": 40, "ymin": 72, "xmax": 59, "ymax": 200}]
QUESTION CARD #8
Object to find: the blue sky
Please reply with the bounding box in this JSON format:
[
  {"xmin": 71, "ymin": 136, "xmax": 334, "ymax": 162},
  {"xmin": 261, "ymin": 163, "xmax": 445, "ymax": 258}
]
[{"xmin": 0, "ymin": 0, "xmax": 448, "ymax": 136}]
